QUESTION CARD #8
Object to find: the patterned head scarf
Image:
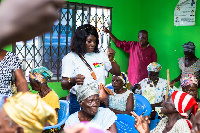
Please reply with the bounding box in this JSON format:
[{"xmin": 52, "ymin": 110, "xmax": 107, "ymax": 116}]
[
  {"xmin": 172, "ymin": 91, "xmax": 198, "ymax": 118},
  {"xmin": 29, "ymin": 66, "xmax": 53, "ymax": 84},
  {"xmin": 3, "ymin": 92, "xmax": 57, "ymax": 133},
  {"xmin": 181, "ymin": 74, "xmax": 198, "ymax": 88},
  {"xmin": 147, "ymin": 62, "xmax": 162, "ymax": 72},
  {"xmin": 77, "ymin": 82, "xmax": 99, "ymax": 102},
  {"xmin": 114, "ymin": 72, "xmax": 129, "ymax": 88},
  {"xmin": 183, "ymin": 41, "xmax": 195, "ymax": 53}
]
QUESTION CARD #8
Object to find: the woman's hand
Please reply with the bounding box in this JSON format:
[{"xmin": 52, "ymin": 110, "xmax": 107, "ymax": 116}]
[
  {"xmin": 75, "ymin": 74, "xmax": 85, "ymax": 85},
  {"xmin": 131, "ymin": 111, "xmax": 150, "ymax": 133},
  {"xmin": 133, "ymin": 84, "xmax": 141, "ymax": 90},
  {"xmin": 102, "ymin": 27, "xmax": 110, "ymax": 34},
  {"xmin": 107, "ymin": 48, "xmax": 116, "ymax": 62}
]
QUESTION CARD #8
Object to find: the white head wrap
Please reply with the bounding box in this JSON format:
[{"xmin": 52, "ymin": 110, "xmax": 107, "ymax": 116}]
[{"xmin": 77, "ymin": 82, "xmax": 99, "ymax": 102}]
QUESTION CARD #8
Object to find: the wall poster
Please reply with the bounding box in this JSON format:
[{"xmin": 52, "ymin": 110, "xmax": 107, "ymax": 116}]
[{"xmin": 174, "ymin": 0, "xmax": 197, "ymax": 26}]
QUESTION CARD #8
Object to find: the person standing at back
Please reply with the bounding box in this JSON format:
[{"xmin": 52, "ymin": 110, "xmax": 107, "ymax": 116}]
[{"xmin": 103, "ymin": 28, "xmax": 157, "ymax": 88}]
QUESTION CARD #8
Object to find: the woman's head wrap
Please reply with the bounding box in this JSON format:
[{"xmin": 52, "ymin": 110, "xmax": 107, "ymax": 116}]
[
  {"xmin": 29, "ymin": 66, "xmax": 53, "ymax": 84},
  {"xmin": 171, "ymin": 91, "xmax": 198, "ymax": 118},
  {"xmin": 114, "ymin": 72, "xmax": 129, "ymax": 88},
  {"xmin": 76, "ymin": 82, "xmax": 99, "ymax": 102},
  {"xmin": 3, "ymin": 92, "xmax": 57, "ymax": 133},
  {"xmin": 181, "ymin": 74, "xmax": 198, "ymax": 88},
  {"xmin": 147, "ymin": 62, "xmax": 162, "ymax": 72},
  {"xmin": 183, "ymin": 41, "xmax": 195, "ymax": 53}
]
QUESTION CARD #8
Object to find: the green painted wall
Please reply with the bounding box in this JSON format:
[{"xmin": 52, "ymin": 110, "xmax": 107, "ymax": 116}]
[{"xmin": 138, "ymin": 0, "xmax": 200, "ymax": 88}]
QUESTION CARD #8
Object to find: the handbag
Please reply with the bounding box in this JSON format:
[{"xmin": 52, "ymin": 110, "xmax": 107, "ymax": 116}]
[
  {"xmin": 10, "ymin": 70, "xmax": 17, "ymax": 96},
  {"xmin": 78, "ymin": 54, "xmax": 114, "ymax": 102}
]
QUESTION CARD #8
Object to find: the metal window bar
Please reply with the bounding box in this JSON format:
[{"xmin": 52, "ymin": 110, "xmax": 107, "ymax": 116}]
[{"xmin": 13, "ymin": 2, "xmax": 112, "ymax": 82}]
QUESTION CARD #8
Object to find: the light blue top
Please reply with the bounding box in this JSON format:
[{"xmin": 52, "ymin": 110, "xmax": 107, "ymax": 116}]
[
  {"xmin": 64, "ymin": 107, "xmax": 117, "ymax": 131},
  {"xmin": 109, "ymin": 90, "xmax": 135, "ymax": 111}
]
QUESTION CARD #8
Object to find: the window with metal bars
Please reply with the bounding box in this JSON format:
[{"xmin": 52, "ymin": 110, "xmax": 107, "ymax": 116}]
[{"xmin": 13, "ymin": 2, "xmax": 112, "ymax": 82}]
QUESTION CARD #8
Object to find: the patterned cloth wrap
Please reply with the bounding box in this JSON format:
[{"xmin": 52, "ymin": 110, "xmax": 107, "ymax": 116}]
[
  {"xmin": 114, "ymin": 72, "xmax": 129, "ymax": 88},
  {"xmin": 29, "ymin": 66, "xmax": 53, "ymax": 84},
  {"xmin": 3, "ymin": 92, "xmax": 57, "ymax": 133},
  {"xmin": 171, "ymin": 91, "xmax": 198, "ymax": 129},
  {"xmin": 147, "ymin": 62, "xmax": 162, "ymax": 72},
  {"xmin": 181, "ymin": 74, "xmax": 198, "ymax": 88},
  {"xmin": 172, "ymin": 91, "xmax": 198, "ymax": 118},
  {"xmin": 183, "ymin": 41, "xmax": 195, "ymax": 53}
]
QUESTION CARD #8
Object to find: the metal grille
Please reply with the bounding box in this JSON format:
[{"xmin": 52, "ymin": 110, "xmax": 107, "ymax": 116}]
[{"xmin": 13, "ymin": 2, "xmax": 112, "ymax": 82}]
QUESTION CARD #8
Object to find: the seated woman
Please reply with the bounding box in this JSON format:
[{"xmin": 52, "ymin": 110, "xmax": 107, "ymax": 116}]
[
  {"xmin": 105, "ymin": 72, "xmax": 135, "ymax": 115},
  {"xmin": 181, "ymin": 74, "xmax": 200, "ymax": 122},
  {"xmin": 132, "ymin": 91, "xmax": 198, "ymax": 133},
  {"xmin": 181, "ymin": 74, "xmax": 199, "ymax": 102},
  {"xmin": 29, "ymin": 66, "xmax": 60, "ymax": 121},
  {"xmin": 0, "ymin": 92, "xmax": 57, "ymax": 133},
  {"xmin": 133, "ymin": 62, "xmax": 173, "ymax": 117},
  {"xmin": 64, "ymin": 82, "xmax": 117, "ymax": 133}
]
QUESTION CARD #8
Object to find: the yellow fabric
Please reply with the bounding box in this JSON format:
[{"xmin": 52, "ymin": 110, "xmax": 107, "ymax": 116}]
[
  {"xmin": 42, "ymin": 90, "xmax": 60, "ymax": 123},
  {"xmin": 42, "ymin": 90, "xmax": 60, "ymax": 110},
  {"xmin": 3, "ymin": 92, "xmax": 57, "ymax": 133}
]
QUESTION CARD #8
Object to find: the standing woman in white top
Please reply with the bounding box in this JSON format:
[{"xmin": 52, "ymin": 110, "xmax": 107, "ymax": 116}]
[{"xmin": 61, "ymin": 24, "xmax": 121, "ymax": 114}]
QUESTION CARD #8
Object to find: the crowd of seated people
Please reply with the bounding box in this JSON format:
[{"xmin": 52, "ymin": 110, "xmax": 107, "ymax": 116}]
[
  {"xmin": 1, "ymin": 0, "xmax": 200, "ymax": 131},
  {"xmin": 132, "ymin": 91, "xmax": 198, "ymax": 133}
]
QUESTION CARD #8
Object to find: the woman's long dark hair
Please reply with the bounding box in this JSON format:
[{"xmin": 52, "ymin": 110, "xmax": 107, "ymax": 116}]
[{"xmin": 70, "ymin": 24, "xmax": 99, "ymax": 55}]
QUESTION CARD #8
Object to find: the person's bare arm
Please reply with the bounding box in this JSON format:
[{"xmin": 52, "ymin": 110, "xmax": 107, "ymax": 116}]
[
  {"xmin": 15, "ymin": 68, "xmax": 29, "ymax": 92},
  {"xmin": 107, "ymin": 48, "xmax": 121, "ymax": 76},
  {"xmin": 108, "ymin": 123, "xmax": 118, "ymax": 133},
  {"xmin": 170, "ymin": 72, "xmax": 181, "ymax": 87},
  {"xmin": 102, "ymin": 27, "xmax": 119, "ymax": 44},
  {"xmin": 61, "ymin": 74, "xmax": 85, "ymax": 90},
  {"xmin": 0, "ymin": 0, "xmax": 64, "ymax": 48}
]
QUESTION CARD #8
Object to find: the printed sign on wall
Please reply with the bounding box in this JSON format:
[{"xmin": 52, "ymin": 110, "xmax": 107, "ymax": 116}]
[{"xmin": 174, "ymin": 0, "xmax": 197, "ymax": 26}]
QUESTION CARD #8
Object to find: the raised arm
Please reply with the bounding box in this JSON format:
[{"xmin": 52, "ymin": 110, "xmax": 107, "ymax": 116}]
[
  {"xmin": 107, "ymin": 48, "xmax": 121, "ymax": 76},
  {"xmin": 102, "ymin": 27, "xmax": 119, "ymax": 44},
  {"xmin": 170, "ymin": 72, "xmax": 181, "ymax": 87}
]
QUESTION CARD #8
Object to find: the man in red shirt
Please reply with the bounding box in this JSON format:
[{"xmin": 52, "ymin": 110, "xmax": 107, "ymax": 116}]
[{"xmin": 103, "ymin": 28, "xmax": 157, "ymax": 87}]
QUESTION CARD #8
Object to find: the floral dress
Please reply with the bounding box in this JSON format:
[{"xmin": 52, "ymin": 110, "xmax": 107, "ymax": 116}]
[{"xmin": 178, "ymin": 57, "xmax": 200, "ymax": 83}]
